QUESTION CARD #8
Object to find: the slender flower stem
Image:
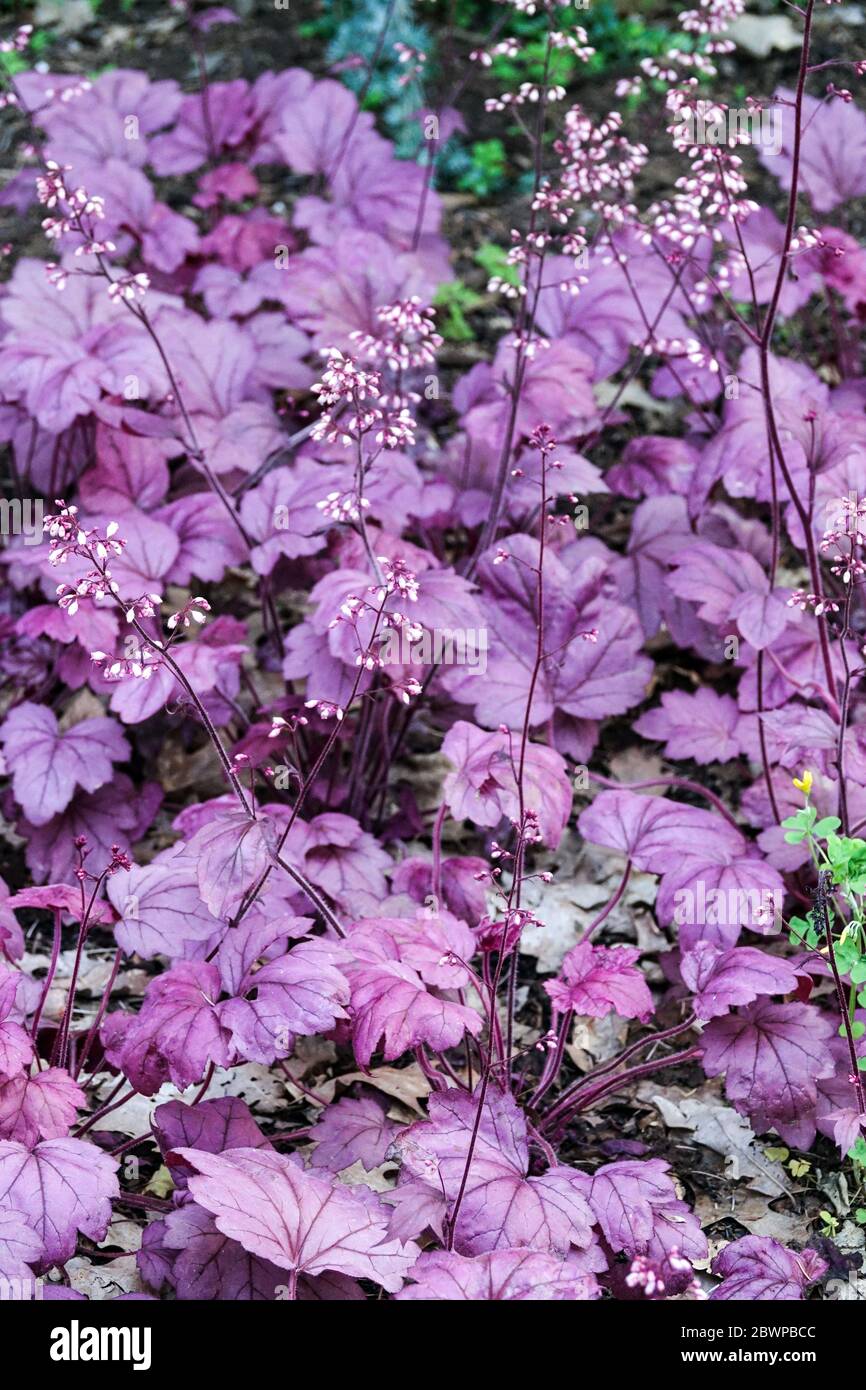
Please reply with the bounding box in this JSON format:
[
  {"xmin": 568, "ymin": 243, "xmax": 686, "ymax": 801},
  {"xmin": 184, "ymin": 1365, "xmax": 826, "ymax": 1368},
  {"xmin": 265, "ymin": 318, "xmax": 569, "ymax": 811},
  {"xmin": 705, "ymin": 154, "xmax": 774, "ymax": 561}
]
[
  {"xmin": 466, "ymin": 22, "xmax": 556, "ymax": 572},
  {"xmin": 813, "ymin": 870, "xmax": 866, "ymax": 1122},
  {"xmin": 528, "ymin": 1008, "xmax": 572, "ymax": 1109},
  {"xmin": 54, "ymin": 873, "xmax": 107, "ymax": 1072},
  {"xmin": 30, "ymin": 906, "xmax": 62, "ymax": 1058},
  {"xmin": 834, "ymin": 581, "xmax": 856, "ymax": 834},
  {"xmin": 228, "ymin": 601, "xmax": 388, "ymax": 939},
  {"xmin": 753, "ymin": 0, "xmax": 835, "ymax": 697},
  {"xmin": 448, "ymin": 439, "xmax": 554, "ymax": 1245},
  {"xmin": 431, "ymin": 803, "xmax": 447, "ymax": 903},
  {"xmin": 75, "ymin": 947, "xmax": 122, "ymax": 1082}
]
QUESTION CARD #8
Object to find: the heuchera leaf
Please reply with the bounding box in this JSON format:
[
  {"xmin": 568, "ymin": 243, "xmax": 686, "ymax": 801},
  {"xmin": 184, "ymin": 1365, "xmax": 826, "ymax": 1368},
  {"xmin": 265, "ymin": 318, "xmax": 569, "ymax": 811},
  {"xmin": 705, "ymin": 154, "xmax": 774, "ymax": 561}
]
[
  {"xmin": 189, "ymin": 813, "xmax": 273, "ymax": 920},
  {"xmin": 545, "ymin": 942, "xmax": 653, "ymax": 1022},
  {"xmin": 107, "ymin": 856, "xmax": 219, "ymax": 967},
  {"xmin": 102, "ymin": 962, "xmax": 232, "ymax": 1095},
  {"xmin": 635, "ymin": 688, "xmax": 744, "ymax": 765},
  {"xmin": 0, "ymin": 976, "xmax": 33, "ymax": 1082},
  {"xmin": 443, "ymin": 540, "xmax": 651, "ymax": 728},
  {"xmin": 156, "ymin": 1202, "xmax": 284, "ymax": 1301},
  {"xmin": 107, "ymin": 848, "xmax": 221, "ymax": 962},
  {"xmin": 395, "ymin": 1246, "xmax": 603, "ymax": 1301},
  {"xmin": 151, "ymin": 1098, "xmax": 271, "ymax": 1200},
  {"xmin": 152, "ymin": 1097, "xmax": 271, "ymax": 1184},
  {"xmin": 0, "ymin": 1208, "xmax": 43, "ymax": 1280},
  {"xmin": 308, "ymin": 1093, "xmax": 401, "ymax": 1174},
  {"xmin": 288, "ymin": 813, "xmax": 392, "ymax": 914},
  {"xmin": 393, "ymin": 1087, "xmax": 596, "ymax": 1256},
  {"xmin": 6, "ymin": 885, "xmax": 114, "ymax": 925},
  {"xmin": 701, "ymin": 1001, "xmax": 837, "ymax": 1147},
  {"xmin": 218, "ymin": 937, "xmax": 350, "ymax": 1065},
  {"xmin": 0, "ymin": 1137, "xmax": 118, "ymax": 1269},
  {"xmin": 587, "ymin": 1159, "xmax": 708, "ymax": 1263},
  {"xmin": 578, "ymin": 790, "xmax": 744, "ymax": 873},
  {"xmin": 175, "ymin": 1146, "xmax": 418, "ymax": 1292},
  {"xmin": 0, "ymin": 1069, "xmax": 84, "ymax": 1145},
  {"xmin": 667, "ymin": 542, "xmax": 772, "ymax": 629},
  {"xmin": 710, "ymin": 1235, "xmax": 827, "ymax": 1301},
  {"xmin": 21, "ymin": 774, "xmax": 161, "ymax": 886},
  {"xmin": 442, "ymin": 721, "xmax": 573, "ymax": 848},
  {"xmin": 79, "ymin": 423, "xmax": 172, "ymax": 513},
  {"xmin": 355, "ymin": 910, "xmax": 477, "ymax": 991},
  {"xmin": 656, "ymin": 848, "xmax": 786, "ymax": 950},
  {"xmin": 761, "ymin": 89, "xmax": 866, "ymax": 213},
  {"xmin": 149, "ymin": 80, "xmax": 254, "ymax": 175},
  {"xmin": 346, "ymin": 956, "xmax": 481, "ymax": 1068},
  {"xmin": 0, "ymin": 702, "xmax": 129, "ymax": 825},
  {"xmin": 681, "ymin": 943, "xmax": 800, "ymax": 1021}
]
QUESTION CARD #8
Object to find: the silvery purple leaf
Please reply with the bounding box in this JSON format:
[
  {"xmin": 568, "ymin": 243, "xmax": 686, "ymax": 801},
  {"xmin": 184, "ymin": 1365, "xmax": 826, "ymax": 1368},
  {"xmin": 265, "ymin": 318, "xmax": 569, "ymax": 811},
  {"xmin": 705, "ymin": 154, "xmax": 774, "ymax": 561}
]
[
  {"xmin": 0, "ymin": 702, "xmax": 129, "ymax": 826},
  {"xmin": 587, "ymin": 1159, "xmax": 707, "ymax": 1263},
  {"xmin": 396, "ymin": 1247, "xmax": 603, "ymax": 1301},
  {"xmin": 701, "ymin": 1001, "xmax": 837, "ymax": 1147},
  {"xmin": 393, "ymin": 1087, "xmax": 596, "ymax": 1257},
  {"xmin": 309, "ymin": 1093, "xmax": 401, "ymax": 1174},
  {"xmin": 710, "ymin": 1235, "xmax": 827, "ymax": 1300},
  {"xmin": 0, "ymin": 1069, "xmax": 83, "ymax": 1145},
  {"xmin": 0, "ymin": 1137, "xmax": 118, "ymax": 1270},
  {"xmin": 682, "ymin": 943, "xmax": 799, "ymax": 1021},
  {"xmin": 545, "ymin": 942, "xmax": 653, "ymax": 1022},
  {"xmin": 578, "ymin": 790, "xmax": 744, "ymax": 874},
  {"xmin": 636, "ymin": 687, "xmax": 745, "ymax": 764},
  {"xmin": 176, "ymin": 1145, "xmax": 418, "ymax": 1292}
]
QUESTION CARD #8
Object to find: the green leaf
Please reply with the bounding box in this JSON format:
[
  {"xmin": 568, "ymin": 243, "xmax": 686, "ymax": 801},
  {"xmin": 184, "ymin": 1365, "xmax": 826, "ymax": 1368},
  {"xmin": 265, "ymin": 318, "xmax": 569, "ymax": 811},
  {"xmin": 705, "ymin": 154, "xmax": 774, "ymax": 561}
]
[
  {"xmin": 827, "ymin": 834, "xmax": 866, "ymax": 891},
  {"xmin": 850, "ymin": 960, "xmax": 866, "ymax": 985},
  {"xmin": 474, "ymin": 241, "xmax": 520, "ymax": 288},
  {"xmin": 812, "ymin": 817, "xmax": 841, "ymax": 837},
  {"xmin": 763, "ymin": 1146, "xmax": 789, "ymax": 1162},
  {"xmin": 0, "ymin": 51, "xmax": 28, "ymax": 75},
  {"xmin": 848, "ymin": 1136, "xmax": 866, "ymax": 1164},
  {"xmin": 835, "ymin": 937, "xmax": 860, "ymax": 974},
  {"xmin": 456, "ymin": 140, "xmax": 507, "ymax": 197},
  {"xmin": 788, "ymin": 914, "xmax": 819, "ymax": 949},
  {"xmin": 433, "ymin": 281, "xmax": 483, "ymax": 342}
]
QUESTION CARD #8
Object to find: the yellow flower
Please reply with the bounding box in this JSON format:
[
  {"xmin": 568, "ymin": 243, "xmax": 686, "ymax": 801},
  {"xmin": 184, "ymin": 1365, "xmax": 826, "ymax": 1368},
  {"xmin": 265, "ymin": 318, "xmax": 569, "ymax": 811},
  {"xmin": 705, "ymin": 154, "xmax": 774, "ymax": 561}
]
[{"xmin": 793, "ymin": 770, "xmax": 813, "ymax": 796}]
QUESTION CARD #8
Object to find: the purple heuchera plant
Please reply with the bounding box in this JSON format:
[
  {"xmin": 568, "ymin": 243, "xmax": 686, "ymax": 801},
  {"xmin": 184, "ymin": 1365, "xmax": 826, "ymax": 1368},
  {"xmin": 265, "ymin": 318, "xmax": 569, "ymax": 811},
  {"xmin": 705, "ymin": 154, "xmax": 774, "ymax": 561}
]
[{"xmin": 0, "ymin": 0, "xmax": 862, "ymax": 1305}]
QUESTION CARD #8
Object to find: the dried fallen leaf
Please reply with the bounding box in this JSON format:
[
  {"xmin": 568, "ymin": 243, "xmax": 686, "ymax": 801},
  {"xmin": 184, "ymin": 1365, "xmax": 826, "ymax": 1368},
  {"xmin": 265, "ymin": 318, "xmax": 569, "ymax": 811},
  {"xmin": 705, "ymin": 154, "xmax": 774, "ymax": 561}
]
[
  {"xmin": 64, "ymin": 1254, "xmax": 143, "ymax": 1300},
  {"xmin": 98, "ymin": 1217, "xmax": 142, "ymax": 1253},
  {"xmin": 336, "ymin": 1064, "xmax": 430, "ymax": 1114},
  {"xmin": 336, "ymin": 1160, "xmax": 397, "ymax": 1193},
  {"xmin": 638, "ymin": 1084, "xmax": 792, "ymax": 1198}
]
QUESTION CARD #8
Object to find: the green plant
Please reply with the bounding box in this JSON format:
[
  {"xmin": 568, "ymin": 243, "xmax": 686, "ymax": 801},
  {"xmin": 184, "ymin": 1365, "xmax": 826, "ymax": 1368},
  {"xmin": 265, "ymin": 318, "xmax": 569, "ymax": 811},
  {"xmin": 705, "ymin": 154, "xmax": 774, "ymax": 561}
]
[
  {"xmin": 433, "ymin": 279, "xmax": 483, "ymax": 341},
  {"xmin": 474, "ymin": 240, "xmax": 520, "ymax": 288},
  {"xmin": 324, "ymin": 0, "xmax": 432, "ymax": 156},
  {"xmin": 783, "ymin": 774, "xmax": 866, "ymax": 1167},
  {"xmin": 454, "ymin": 139, "xmax": 507, "ymax": 197}
]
